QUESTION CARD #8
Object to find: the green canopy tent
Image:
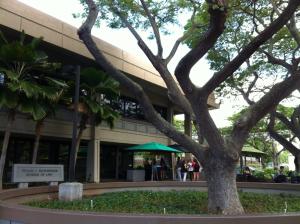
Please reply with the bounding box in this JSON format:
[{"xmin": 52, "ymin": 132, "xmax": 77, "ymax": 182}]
[
  {"xmin": 126, "ymin": 142, "xmax": 181, "ymax": 181},
  {"xmin": 242, "ymin": 146, "xmax": 266, "ymax": 156},
  {"xmin": 240, "ymin": 145, "xmax": 266, "ymax": 170},
  {"xmin": 126, "ymin": 142, "xmax": 181, "ymax": 153}
]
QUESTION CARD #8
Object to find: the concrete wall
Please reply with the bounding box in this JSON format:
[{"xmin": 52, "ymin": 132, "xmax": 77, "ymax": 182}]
[{"xmin": 0, "ymin": 111, "xmax": 169, "ymax": 145}]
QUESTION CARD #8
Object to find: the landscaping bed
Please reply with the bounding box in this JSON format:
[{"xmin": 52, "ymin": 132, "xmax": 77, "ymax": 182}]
[{"xmin": 26, "ymin": 190, "xmax": 300, "ymax": 215}]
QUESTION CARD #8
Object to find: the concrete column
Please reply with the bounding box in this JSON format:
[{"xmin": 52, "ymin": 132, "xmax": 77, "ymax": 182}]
[
  {"xmin": 86, "ymin": 139, "xmax": 100, "ymax": 183},
  {"xmin": 171, "ymin": 153, "xmax": 176, "ymax": 180}
]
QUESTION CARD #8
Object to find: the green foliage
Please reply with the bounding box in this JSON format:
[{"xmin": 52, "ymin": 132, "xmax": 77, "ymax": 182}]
[
  {"xmin": 26, "ymin": 190, "xmax": 300, "ymax": 214},
  {"xmin": 279, "ymin": 151, "xmax": 289, "ymax": 164},
  {"xmin": 173, "ymin": 118, "xmax": 198, "ymax": 140},
  {"xmin": 252, "ymin": 169, "xmax": 274, "ymax": 182},
  {"xmin": 185, "ymin": 0, "xmax": 298, "ymax": 98},
  {"xmin": 0, "ymin": 30, "xmax": 66, "ymax": 120},
  {"xmin": 65, "ymin": 67, "xmax": 120, "ymax": 128},
  {"xmin": 81, "ymin": 67, "xmax": 119, "ymax": 128},
  {"xmin": 76, "ymin": 0, "xmax": 202, "ymax": 39},
  {"xmin": 221, "ymin": 108, "xmax": 274, "ymax": 162}
]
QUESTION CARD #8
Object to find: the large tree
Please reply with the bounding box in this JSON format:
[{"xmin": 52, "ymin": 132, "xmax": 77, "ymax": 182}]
[{"xmin": 77, "ymin": 0, "xmax": 300, "ymax": 214}]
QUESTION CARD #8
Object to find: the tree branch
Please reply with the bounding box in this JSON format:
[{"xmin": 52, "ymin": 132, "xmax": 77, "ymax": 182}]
[
  {"xmin": 78, "ymin": 0, "xmax": 204, "ymax": 159},
  {"xmin": 108, "ymin": 2, "xmax": 195, "ymax": 118},
  {"xmin": 236, "ymin": 86, "xmax": 255, "ymax": 105},
  {"xmin": 165, "ymin": 6, "xmax": 198, "ymax": 64},
  {"xmin": 140, "ymin": 0, "xmax": 163, "ymax": 57},
  {"xmin": 175, "ymin": 3, "xmax": 227, "ymax": 97},
  {"xmin": 291, "ymin": 105, "xmax": 300, "ymax": 133},
  {"xmin": 275, "ymin": 111, "xmax": 300, "ymax": 137},
  {"xmin": 263, "ymin": 51, "xmax": 293, "ymax": 72},
  {"xmin": 271, "ymin": 1, "xmax": 300, "ymax": 46},
  {"xmin": 268, "ymin": 111, "xmax": 300, "ymax": 156},
  {"xmin": 231, "ymin": 71, "xmax": 300, "ymax": 147},
  {"xmin": 202, "ymin": 0, "xmax": 300, "ymax": 95}
]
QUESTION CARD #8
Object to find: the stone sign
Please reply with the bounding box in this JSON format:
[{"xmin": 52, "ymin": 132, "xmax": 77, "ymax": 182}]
[{"xmin": 12, "ymin": 164, "xmax": 64, "ymax": 183}]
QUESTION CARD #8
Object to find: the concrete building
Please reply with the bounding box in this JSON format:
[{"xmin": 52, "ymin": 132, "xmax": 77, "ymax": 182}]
[{"xmin": 0, "ymin": 0, "xmax": 218, "ymax": 185}]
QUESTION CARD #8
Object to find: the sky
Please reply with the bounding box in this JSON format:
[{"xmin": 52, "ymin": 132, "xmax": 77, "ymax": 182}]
[{"xmin": 18, "ymin": 0, "xmax": 241, "ymax": 128}]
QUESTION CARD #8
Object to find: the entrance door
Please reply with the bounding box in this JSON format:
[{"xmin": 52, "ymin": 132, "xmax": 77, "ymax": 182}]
[{"xmin": 100, "ymin": 145, "xmax": 116, "ymax": 179}]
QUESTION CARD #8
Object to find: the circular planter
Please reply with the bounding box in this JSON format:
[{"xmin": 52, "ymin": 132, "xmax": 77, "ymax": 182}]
[{"xmin": 0, "ymin": 181, "xmax": 300, "ymax": 224}]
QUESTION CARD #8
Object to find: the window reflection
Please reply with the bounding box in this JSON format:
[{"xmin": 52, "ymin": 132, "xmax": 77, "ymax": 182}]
[{"xmin": 105, "ymin": 96, "xmax": 167, "ymax": 121}]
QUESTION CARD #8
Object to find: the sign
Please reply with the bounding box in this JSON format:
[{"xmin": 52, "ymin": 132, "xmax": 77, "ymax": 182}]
[{"xmin": 12, "ymin": 164, "xmax": 64, "ymax": 183}]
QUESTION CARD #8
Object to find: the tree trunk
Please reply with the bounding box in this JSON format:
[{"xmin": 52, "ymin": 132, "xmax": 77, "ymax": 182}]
[
  {"xmin": 69, "ymin": 114, "xmax": 88, "ymax": 180},
  {"xmin": 0, "ymin": 111, "xmax": 15, "ymax": 190},
  {"xmin": 32, "ymin": 119, "xmax": 44, "ymax": 164},
  {"xmin": 294, "ymin": 154, "xmax": 300, "ymax": 173},
  {"xmin": 74, "ymin": 127, "xmax": 84, "ymax": 169},
  {"xmin": 205, "ymin": 157, "xmax": 244, "ymax": 215}
]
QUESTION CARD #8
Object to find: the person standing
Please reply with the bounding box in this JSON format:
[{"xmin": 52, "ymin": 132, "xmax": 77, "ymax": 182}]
[
  {"xmin": 151, "ymin": 158, "xmax": 158, "ymax": 181},
  {"xmin": 187, "ymin": 159, "xmax": 194, "ymax": 181},
  {"xmin": 181, "ymin": 160, "xmax": 188, "ymax": 182},
  {"xmin": 144, "ymin": 158, "xmax": 152, "ymax": 181},
  {"xmin": 193, "ymin": 158, "xmax": 200, "ymax": 181},
  {"xmin": 160, "ymin": 157, "xmax": 167, "ymax": 180},
  {"xmin": 176, "ymin": 157, "xmax": 182, "ymax": 181}
]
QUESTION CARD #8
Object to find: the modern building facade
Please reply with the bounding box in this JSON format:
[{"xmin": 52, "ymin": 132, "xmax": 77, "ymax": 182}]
[{"xmin": 0, "ymin": 0, "xmax": 218, "ymax": 185}]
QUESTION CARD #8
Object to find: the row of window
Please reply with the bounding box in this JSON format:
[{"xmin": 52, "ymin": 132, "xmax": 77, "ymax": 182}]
[{"xmin": 105, "ymin": 96, "xmax": 168, "ymax": 120}]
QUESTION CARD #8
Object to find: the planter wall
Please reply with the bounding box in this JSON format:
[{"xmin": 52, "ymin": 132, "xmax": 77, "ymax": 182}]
[{"xmin": 126, "ymin": 169, "xmax": 145, "ymax": 182}]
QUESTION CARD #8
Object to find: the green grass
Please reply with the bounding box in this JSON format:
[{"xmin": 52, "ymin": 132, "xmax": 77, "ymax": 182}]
[{"xmin": 25, "ymin": 191, "xmax": 300, "ymax": 215}]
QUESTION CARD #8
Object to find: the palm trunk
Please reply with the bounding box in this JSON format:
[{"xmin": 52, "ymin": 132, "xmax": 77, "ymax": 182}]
[
  {"xmin": 0, "ymin": 111, "xmax": 15, "ymax": 190},
  {"xmin": 74, "ymin": 127, "xmax": 84, "ymax": 169},
  {"xmin": 32, "ymin": 119, "xmax": 44, "ymax": 164},
  {"xmin": 205, "ymin": 157, "xmax": 244, "ymax": 215},
  {"xmin": 69, "ymin": 114, "xmax": 88, "ymax": 181}
]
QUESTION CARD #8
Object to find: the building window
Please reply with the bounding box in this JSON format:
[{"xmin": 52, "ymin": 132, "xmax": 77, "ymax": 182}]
[
  {"xmin": 124, "ymin": 99, "xmax": 137, "ymax": 118},
  {"xmin": 105, "ymin": 96, "xmax": 167, "ymax": 121}
]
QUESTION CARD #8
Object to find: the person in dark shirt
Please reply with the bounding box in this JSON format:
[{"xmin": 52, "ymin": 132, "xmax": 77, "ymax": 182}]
[{"xmin": 274, "ymin": 166, "xmax": 287, "ymax": 183}]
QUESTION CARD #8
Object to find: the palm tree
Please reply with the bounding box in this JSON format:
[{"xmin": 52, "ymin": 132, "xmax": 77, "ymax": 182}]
[
  {"xmin": 68, "ymin": 67, "xmax": 119, "ymax": 181},
  {"xmin": 31, "ymin": 88, "xmax": 65, "ymax": 164},
  {"xmin": 0, "ymin": 31, "xmax": 64, "ymax": 188}
]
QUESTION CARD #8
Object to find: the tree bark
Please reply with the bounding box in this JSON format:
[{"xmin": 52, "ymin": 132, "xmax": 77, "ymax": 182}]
[
  {"xmin": 32, "ymin": 119, "xmax": 44, "ymax": 164},
  {"xmin": 294, "ymin": 154, "xmax": 300, "ymax": 173},
  {"xmin": 0, "ymin": 111, "xmax": 15, "ymax": 189},
  {"xmin": 69, "ymin": 114, "xmax": 88, "ymax": 179},
  {"xmin": 74, "ymin": 127, "xmax": 84, "ymax": 169},
  {"xmin": 205, "ymin": 154, "xmax": 244, "ymax": 215}
]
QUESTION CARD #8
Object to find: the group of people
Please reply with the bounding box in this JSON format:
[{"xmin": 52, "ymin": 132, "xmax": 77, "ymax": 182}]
[
  {"xmin": 176, "ymin": 157, "xmax": 201, "ymax": 182},
  {"xmin": 144, "ymin": 158, "xmax": 168, "ymax": 181},
  {"xmin": 241, "ymin": 165, "xmax": 288, "ymax": 183}
]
